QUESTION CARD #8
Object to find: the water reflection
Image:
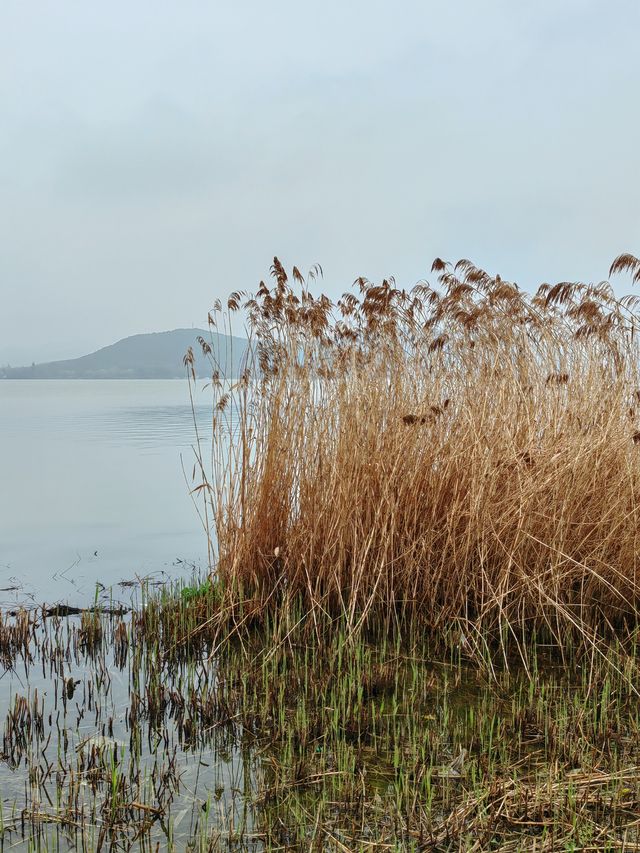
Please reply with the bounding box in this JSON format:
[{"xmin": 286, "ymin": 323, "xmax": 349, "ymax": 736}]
[{"xmin": 79, "ymin": 404, "xmax": 213, "ymax": 450}]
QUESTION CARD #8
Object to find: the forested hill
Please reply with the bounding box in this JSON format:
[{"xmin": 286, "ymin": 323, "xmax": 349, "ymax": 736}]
[{"xmin": 0, "ymin": 329, "xmax": 248, "ymax": 379}]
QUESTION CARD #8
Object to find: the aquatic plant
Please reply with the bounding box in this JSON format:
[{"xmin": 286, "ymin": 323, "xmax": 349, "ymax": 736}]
[
  {"xmin": 3, "ymin": 596, "xmax": 640, "ymax": 850},
  {"xmin": 190, "ymin": 253, "xmax": 640, "ymax": 653}
]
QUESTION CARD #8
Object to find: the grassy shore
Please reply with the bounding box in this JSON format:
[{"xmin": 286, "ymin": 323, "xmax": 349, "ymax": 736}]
[{"xmin": 147, "ymin": 584, "xmax": 640, "ymax": 850}]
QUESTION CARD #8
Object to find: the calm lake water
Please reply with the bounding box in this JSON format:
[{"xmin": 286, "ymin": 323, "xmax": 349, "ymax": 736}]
[
  {"xmin": 0, "ymin": 381, "xmax": 253, "ymax": 850},
  {"xmin": 0, "ymin": 380, "xmax": 213, "ymax": 607}
]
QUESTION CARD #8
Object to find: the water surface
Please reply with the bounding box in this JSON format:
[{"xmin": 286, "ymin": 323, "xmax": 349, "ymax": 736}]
[{"xmin": 0, "ymin": 379, "xmax": 212, "ymax": 606}]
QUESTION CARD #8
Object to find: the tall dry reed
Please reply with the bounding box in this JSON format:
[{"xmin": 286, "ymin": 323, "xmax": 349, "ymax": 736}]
[{"xmin": 190, "ymin": 253, "xmax": 640, "ymax": 647}]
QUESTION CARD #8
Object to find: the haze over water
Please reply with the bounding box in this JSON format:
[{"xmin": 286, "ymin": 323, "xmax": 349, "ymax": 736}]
[{"xmin": 0, "ymin": 380, "xmax": 212, "ymax": 607}]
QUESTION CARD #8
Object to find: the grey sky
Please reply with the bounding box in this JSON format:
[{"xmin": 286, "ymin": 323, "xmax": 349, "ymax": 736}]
[{"xmin": 1, "ymin": 0, "xmax": 639, "ymax": 364}]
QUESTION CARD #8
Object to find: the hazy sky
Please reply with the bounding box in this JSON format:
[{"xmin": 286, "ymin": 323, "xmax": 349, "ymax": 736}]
[{"xmin": 1, "ymin": 0, "xmax": 639, "ymax": 364}]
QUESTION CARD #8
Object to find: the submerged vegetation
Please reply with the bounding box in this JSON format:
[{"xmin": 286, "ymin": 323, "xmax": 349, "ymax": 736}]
[
  {"xmin": 1, "ymin": 595, "xmax": 640, "ymax": 849},
  {"xmin": 4, "ymin": 253, "xmax": 640, "ymax": 849}
]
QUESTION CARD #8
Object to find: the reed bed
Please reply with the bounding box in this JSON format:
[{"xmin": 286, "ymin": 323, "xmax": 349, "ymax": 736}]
[{"xmin": 191, "ymin": 252, "xmax": 640, "ymax": 650}]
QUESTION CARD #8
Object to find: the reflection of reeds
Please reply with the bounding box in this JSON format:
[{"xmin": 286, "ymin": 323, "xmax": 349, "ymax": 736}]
[{"xmin": 191, "ymin": 253, "xmax": 640, "ymax": 648}]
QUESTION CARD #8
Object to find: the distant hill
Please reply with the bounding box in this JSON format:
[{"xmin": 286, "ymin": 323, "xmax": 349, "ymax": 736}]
[{"xmin": 0, "ymin": 329, "xmax": 248, "ymax": 380}]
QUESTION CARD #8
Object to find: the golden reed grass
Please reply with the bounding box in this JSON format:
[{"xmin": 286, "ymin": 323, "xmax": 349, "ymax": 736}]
[{"xmin": 190, "ymin": 253, "xmax": 640, "ymax": 647}]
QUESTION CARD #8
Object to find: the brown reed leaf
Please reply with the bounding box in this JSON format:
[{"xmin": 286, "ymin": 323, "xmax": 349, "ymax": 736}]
[
  {"xmin": 546, "ymin": 372, "xmax": 569, "ymax": 385},
  {"xmin": 429, "ymin": 335, "xmax": 448, "ymax": 353}
]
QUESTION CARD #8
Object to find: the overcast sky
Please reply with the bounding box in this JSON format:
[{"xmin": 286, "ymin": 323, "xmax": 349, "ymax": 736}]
[{"xmin": 1, "ymin": 0, "xmax": 639, "ymax": 364}]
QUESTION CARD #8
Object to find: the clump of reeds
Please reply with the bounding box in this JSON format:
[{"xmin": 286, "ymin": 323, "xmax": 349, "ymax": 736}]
[{"xmin": 191, "ymin": 253, "xmax": 640, "ymax": 649}]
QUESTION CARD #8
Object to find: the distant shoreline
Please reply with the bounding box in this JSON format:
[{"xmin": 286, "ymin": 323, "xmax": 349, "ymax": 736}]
[{"xmin": 1, "ymin": 328, "xmax": 247, "ymax": 381}]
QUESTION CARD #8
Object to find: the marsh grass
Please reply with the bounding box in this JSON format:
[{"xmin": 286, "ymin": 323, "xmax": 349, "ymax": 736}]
[
  {"xmin": 189, "ymin": 252, "xmax": 640, "ymax": 656},
  {"xmin": 0, "ymin": 582, "xmax": 639, "ymax": 849},
  {"xmin": 141, "ymin": 587, "xmax": 640, "ymax": 850}
]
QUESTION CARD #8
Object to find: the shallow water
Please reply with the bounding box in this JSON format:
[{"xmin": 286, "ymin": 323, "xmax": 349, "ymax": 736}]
[
  {"xmin": 0, "ymin": 379, "xmax": 212, "ymax": 606},
  {"xmin": 0, "ymin": 381, "xmax": 257, "ymax": 849}
]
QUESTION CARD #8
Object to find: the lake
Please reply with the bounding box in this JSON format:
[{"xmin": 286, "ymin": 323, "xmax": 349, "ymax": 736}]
[
  {"xmin": 0, "ymin": 380, "xmax": 212, "ymax": 607},
  {"xmin": 0, "ymin": 380, "xmax": 255, "ymax": 851}
]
